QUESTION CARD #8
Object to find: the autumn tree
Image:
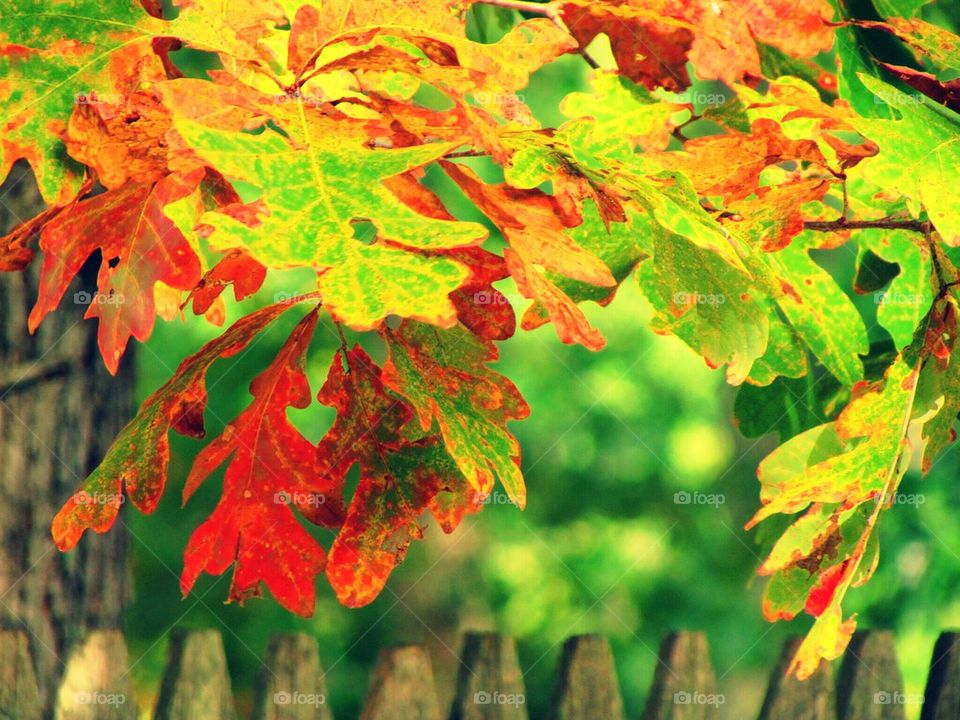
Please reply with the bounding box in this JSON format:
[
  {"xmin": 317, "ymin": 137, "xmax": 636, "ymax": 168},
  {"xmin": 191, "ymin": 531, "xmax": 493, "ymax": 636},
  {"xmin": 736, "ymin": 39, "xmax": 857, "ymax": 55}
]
[{"xmin": 2, "ymin": 0, "xmax": 960, "ymax": 684}]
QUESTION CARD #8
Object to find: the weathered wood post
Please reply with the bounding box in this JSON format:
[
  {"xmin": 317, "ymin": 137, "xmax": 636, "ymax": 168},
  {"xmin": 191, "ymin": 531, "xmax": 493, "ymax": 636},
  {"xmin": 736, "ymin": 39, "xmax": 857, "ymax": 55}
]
[
  {"xmin": 836, "ymin": 630, "xmax": 906, "ymax": 720},
  {"xmin": 548, "ymin": 634, "xmax": 624, "ymax": 720},
  {"xmin": 252, "ymin": 633, "xmax": 332, "ymax": 720},
  {"xmin": 360, "ymin": 644, "xmax": 441, "ymax": 720},
  {"xmin": 153, "ymin": 629, "xmax": 236, "ymax": 720},
  {"xmin": 641, "ymin": 631, "xmax": 720, "ymax": 720},
  {"xmin": 449, "ymin": 632, "xmax": 528, "ymax": 720},
  {"xmin": 757, "ymin": 636, "xmax": 835, "ymax": 720}
]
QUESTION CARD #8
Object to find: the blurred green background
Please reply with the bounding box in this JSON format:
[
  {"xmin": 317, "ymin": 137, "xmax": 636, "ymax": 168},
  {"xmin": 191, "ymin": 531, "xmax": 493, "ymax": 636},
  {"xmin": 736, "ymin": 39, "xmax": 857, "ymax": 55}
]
[{"xmin": 120, "ymin": 5, "xmax": 960, "ymax": 719}]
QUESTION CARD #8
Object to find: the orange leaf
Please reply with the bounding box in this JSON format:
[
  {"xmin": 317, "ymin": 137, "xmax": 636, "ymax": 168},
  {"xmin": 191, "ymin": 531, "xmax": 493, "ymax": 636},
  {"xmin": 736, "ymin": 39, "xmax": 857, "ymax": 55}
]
[{"xmin": 30, "ymin": 172, "xmax": 204, "ymax": 373}]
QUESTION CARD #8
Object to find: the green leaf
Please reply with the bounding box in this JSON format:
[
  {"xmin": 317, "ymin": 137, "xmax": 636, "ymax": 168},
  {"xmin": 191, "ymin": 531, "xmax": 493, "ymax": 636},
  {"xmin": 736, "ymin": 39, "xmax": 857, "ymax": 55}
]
[
  {"xmin": 383, "ymin": 322, "xmax": 530, "ymax": 507},
  {"xmin": 857, "ymin": 230, "xmax": 934, "ymax": 350},
  {"xmin": 558, "ymin": 70, "xmax": 687, "ymax": 163},
  {"xmin": 851, "ymin": 74, "xmax": 960, "ymax": 245},
  {"xmin": 174, "ymin": 116, "xmax": 487, "ymax": 328},
  {"xmin": 759, "ymin": 232, "xmax": 869, "ymax": 386},
  {"xmin": 746, "ymin": 311, "xmax": 808, "ymax": 386},
  {"xmin": 639, "ymin": 230, "xmax": 769, "ymax": 385},
  {"xmin": 872, "ymin": 0, "xmax": 930, "ymax": 18},
  {"xmin": 749, "ymin": 358, "xmax": 919, "ymax": 526}
]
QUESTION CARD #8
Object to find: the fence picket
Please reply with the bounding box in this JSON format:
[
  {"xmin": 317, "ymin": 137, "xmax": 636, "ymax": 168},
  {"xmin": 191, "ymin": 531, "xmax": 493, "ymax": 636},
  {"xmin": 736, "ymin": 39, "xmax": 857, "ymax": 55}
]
[
  {"xmin": 757, "ymin": 636, "xmax": 835, "ymax": 720},
  {"xmin": 836, "ymin": 630, "xmax": 905, "ymax": 720},
  {"xmin": 153, "ymin": 628, "xmax": 236, "ymax": 720},
  {"xmin": 252, "ymin": 633, "xmax": 331, "ymax": 720},
  {"xmin": 360, "ymin": 645, "xmax": 441, "ymax": 720},
  {"xmin": 640, "ymin": 631, "xmax": 719, "ymax": 720},
  {"xmin": 449, "ymin": 632, "xmax": 528, "ymax": 720},
  {"xmin": 0, "ymin": 629, "xmax": 42, "ymax": 720},
  {"xmin": 548, "ymin": 634, "xmax": 623, "ymax": 720},
  {"xmin": 54, "ymin": 630, "xmax": 136, "ymax": 720},
  {"xmin": 920, "ymin": 631, "xmax": 960, "ymax": 720}
]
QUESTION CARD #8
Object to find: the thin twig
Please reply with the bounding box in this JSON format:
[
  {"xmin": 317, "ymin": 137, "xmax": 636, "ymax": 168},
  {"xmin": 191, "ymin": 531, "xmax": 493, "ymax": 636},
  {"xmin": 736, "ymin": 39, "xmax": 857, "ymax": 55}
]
[
  {"xmin": 803, "ymin": 218, "xmax": 932, "ymax": 234},
  {"xmin": 335, "ymin": 321, "xmax": 350, "ymax": 356},
  {"xmin": 444, "ymin": 150, "xmax": 488, "ymax": 159}
]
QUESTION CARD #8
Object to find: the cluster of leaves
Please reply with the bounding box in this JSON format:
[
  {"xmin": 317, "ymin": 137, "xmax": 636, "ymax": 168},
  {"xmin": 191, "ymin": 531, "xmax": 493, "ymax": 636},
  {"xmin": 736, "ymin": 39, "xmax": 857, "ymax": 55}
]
[{"xmin": 3, "ymin": 0, "xmax": 960, "ymax": 676}]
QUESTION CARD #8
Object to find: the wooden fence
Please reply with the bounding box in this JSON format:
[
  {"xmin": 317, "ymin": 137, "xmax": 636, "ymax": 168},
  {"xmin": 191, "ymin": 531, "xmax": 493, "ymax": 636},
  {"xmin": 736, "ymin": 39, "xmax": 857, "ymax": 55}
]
[{"xmin": 2, "ymin": 627, "xmax": 959, "ymax": 719}]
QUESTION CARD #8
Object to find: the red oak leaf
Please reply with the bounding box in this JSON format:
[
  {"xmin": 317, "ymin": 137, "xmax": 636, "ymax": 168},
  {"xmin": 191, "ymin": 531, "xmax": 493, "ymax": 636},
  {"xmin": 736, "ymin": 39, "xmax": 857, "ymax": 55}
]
[
  {"xmin": 319, "ymin": 346, "xmax": 469, "ymax": 606},
  {"xmin": 180, "ymin": 309, "xmax": 337, "ymax": 616},
  {"xmin": 29, "ymin": 172, "xmax": 204, "ymax": 374}
]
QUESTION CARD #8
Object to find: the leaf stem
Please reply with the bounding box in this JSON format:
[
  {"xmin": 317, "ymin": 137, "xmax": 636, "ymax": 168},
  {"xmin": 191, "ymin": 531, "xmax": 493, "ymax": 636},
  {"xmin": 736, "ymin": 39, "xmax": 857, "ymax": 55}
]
[{"xmin": 335, "ymin": 321, "xmax": 350, "ymax": 358}]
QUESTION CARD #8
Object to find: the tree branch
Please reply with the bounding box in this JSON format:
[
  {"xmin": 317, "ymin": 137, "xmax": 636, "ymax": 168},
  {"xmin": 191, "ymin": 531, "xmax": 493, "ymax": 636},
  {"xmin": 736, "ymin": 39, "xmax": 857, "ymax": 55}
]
[
  {"xmin": 803, "ymin": 218, "xmax": 933, "ymax": 234},
  {"xmin": 0, "ymin": 358, "xmax": 72, "ymax": 396}
]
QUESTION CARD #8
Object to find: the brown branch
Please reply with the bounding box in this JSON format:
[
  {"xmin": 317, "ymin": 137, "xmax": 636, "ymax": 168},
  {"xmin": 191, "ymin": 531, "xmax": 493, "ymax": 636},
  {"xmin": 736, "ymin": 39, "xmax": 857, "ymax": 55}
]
[
  {"xmin": 443, "ymin": 150, "xmax": 488, "ymax": 159},
  {"xmin": 803, "ymin": 218, "xmax": 933, "ymax": 234}
]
